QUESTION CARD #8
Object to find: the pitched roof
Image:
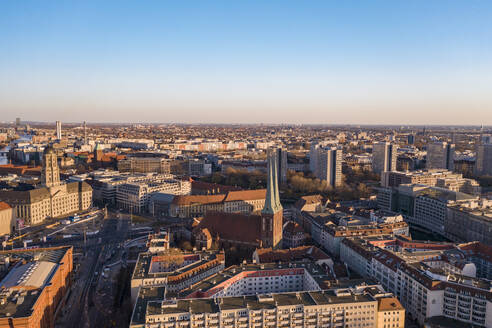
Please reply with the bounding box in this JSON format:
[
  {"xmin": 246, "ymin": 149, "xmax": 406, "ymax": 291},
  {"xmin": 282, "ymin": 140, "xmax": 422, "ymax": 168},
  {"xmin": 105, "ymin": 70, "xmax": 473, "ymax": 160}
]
[
  {"xmin": 172, "ymin": 194, "xmax": 225, "ymax": 206},
  {"xmin": 223, "ymin": 189, "xmax": 266, "ymax": 202},
  {"xmin": 294, "ymin": 194, "xmax": 324, "ymax": 210},
  {"xmin": 195, "ymin": 212, "xmax": 262, "ymax": 245},
  {"xmin": 172, "ymin": 189, "xmax": 266, "ymax": 206},
  {"xmin": 0, "ymin": 164, "xmax": 41, "ymax": 176},
  {"xmin": 0, "ymin": 202, "xmax": 11, "ymax": 211}
]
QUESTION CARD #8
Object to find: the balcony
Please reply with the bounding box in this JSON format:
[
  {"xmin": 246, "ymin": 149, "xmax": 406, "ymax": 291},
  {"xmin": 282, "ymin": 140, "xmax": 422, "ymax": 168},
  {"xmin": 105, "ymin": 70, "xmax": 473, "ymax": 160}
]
[
  {"xmin": 474, "ymin": 300, "xmax": 486, "ymax": 306},
  {"xmin": 473, "ymin": 305, "xmax": 486, "ymax": 312},
  {"xmin": 472, "ymin": 312, "xmax": 485, "ymax": 319},
  {"xmin": 444, "ymin": 299, "xmax": 456, "ymax": 305}
]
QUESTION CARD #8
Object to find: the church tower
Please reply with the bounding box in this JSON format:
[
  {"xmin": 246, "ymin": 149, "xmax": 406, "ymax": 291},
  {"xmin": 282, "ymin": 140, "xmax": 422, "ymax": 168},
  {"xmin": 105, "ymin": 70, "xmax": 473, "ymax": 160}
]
[
  {"xmin": 41, "ymin": 145, "xmax": 60, "ymax": 187},
  {"xmin": 261, "ymin": 148, "xmax": 283, "ymax": 249}
]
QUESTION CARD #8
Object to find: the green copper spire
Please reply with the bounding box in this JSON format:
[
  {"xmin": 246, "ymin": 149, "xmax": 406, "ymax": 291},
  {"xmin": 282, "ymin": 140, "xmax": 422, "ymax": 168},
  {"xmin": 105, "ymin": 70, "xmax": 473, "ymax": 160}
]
[{"xmin": 262, "ymin": 148, "xmax": 283, "ymax": 215}]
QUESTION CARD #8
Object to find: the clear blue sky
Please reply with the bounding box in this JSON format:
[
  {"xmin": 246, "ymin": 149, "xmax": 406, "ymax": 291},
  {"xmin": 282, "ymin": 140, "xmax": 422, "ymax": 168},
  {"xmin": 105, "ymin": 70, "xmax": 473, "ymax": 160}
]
[{"xmin": 1, "ymin": 1, "xmax": 491, "ymax": 124}]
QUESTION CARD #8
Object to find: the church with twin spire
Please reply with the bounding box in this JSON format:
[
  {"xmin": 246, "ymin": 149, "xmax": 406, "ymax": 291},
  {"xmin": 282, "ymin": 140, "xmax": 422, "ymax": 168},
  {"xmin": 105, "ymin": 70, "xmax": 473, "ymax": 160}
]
[{"xmin": 194, "ymin": 149, "xmax": 284, "ymax": 250}]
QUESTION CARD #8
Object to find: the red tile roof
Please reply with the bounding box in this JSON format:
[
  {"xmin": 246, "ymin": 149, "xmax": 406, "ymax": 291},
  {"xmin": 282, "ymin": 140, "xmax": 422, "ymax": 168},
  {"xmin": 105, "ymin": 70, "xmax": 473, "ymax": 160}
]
[
  {"xmin": 173, "ymin": 194, "xmax": 225, "ymax": 206},
  {"xmin": 0, "ymin": 202, "xmax": 11, "ymax": 211},
  {"xmin": 194, "ymin": 211, "xmax": 262, "ymax": 245},
  {"xmin": 223, "ymin": 189, "xmax": 266, "ymax": 202},
  {"xmin": 173, "ymin": 189, "xmax": 266, "ymax": 206},
  {"xmin": 0, "ymin": 164, "xmax": 41, "ymax": 176},
  {"xmin": 295, "ymin": 194, "xmax": 324, "ymax": 210}
]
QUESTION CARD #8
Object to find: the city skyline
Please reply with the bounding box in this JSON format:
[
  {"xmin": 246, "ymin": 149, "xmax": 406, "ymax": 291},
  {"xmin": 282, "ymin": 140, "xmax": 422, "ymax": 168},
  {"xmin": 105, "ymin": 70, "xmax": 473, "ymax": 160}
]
[{"xmin": 2, "ymin": 1, "xmax": 492, "ymax": 124}]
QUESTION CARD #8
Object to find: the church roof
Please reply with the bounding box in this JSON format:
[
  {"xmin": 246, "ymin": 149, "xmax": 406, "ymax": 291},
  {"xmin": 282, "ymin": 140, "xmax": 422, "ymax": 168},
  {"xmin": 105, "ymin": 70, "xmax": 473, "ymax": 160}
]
[
  {"xmin": 195, "ymin": 212, "xmax": 262, "ymax": 245},
  {"xmin": 172, "ymin": 189, "xmax": 266, "ymax": 206}
]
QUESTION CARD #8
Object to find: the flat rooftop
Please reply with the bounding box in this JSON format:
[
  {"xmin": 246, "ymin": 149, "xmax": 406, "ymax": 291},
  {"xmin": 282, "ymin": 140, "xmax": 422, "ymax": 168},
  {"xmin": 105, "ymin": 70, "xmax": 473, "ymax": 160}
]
[
  {"xmin": 0, "ymin": 246, "xmax": 71, "ymax": 319},
  {"xmin": 177, "ymin": 261, "xmax": 337, "ymax": 298},
  {"xmin": 141, "ymin": 289, "xmax": 376, "ymax": 318},
  {"xmin": 132, "ymin": 250, "xmax": 223, "ymax": 280}
]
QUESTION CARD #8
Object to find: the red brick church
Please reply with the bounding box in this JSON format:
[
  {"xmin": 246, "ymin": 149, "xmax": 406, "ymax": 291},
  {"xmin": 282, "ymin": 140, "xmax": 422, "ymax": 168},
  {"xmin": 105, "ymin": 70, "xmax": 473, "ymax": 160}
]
[{"xmin": 194, "ymin": 149, "xmax": 283, "ymax": 249}]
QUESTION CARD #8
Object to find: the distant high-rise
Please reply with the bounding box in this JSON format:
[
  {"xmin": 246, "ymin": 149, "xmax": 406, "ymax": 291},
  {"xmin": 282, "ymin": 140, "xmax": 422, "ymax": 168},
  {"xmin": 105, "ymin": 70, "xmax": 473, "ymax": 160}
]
[
  {"xmin": 309, "ymin": 141, "xmax": 320, "ymax": 174},
  {"xmin": 313, "ymin": 146, "xmax": 343, "ymax": 187},
  {"xmin": 480, "ymin": 134, "xmax": 491, "ymax": 145},
  {"xmin": 475, "ymin": 138, "xmax": 492, "ymax": 176},
  {"xmin": 83, "ymin": 121, "xmax": 87, "ymax": 144},
  {"xmin": 426, "ymin": 142, "xmax": 455, "ymax": 171},
  {"xmin": 407, "ymin": 134, "xmax": 415, "ymax": 145},
  {"xmin": 56, "ymin": 120, "xmax": 62, "ymax": 139},
  {"xmin": 15, "ymin": 117, "xmax": 21, "ymax": 128},
  {"xmin": 372, "ymin": 142, "xmax": 397, "ymax": 174}
]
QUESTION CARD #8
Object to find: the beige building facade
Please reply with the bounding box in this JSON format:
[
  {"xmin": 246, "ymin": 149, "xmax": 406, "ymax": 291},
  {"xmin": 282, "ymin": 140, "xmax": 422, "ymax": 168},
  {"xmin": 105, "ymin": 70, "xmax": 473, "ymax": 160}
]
[
  {"xmin": 0, "ymin": 202, "xmax": 14, "ymax": 236},
  {"xmin": 0, "ymin": 146, "xmax": 92, "ymax": 226}
]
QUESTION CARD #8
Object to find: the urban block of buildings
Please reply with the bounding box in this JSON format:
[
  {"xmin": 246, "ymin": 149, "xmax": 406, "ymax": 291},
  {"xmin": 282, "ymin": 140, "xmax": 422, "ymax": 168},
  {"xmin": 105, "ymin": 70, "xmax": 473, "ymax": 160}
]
[
  {"xmin": 0, "ymin": 146, "xmax": 92, "ymax": 226},
  {"xmin": 193, "ymin": 149, "xmax": 284, "ymax": 249},
  {"xmin": 130, "ymin": 260, "xmax": 404, "ymax": 328},
  {"xmin": 340, "ymin": 236, "xmax": 492, "ymax": 327},
  {"xmin": 380, "ymin": 170, "xmax": 481, "ymax": 195},
  {"xmin": 0, "ymin": 246, "xmax": 73, "ymax": 328},
  {"xmin": 131, "ymin": 250, "xmax": 225, "ymax": 303}
]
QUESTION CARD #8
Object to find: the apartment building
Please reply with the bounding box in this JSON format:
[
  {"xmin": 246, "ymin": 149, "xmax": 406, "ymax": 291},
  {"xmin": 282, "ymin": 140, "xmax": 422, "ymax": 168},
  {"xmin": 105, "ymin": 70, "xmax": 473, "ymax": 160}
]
[
  {"xmin": 118, "ymin": 157, "xmax": 171, "ymax": 174},
  {"xmin": 131, "ymin": 284, "xmax": 404, "ymax": 328},
  {"xmin": 475, "ymin": 143, "xmax": 492, "ymax": 176},
  {"xmin": 130, "ymin": 250, "xmax": 225, "ymax": 303},
  {"xmin": 380, "ymin": 170, "xmax": 481, "ymax": 195},
  {"xmin": 372, "ymin": 142, "xmax": 397, "ymax": 174},
  {"xmin": 340, "ymin": 237, "xmax": 492, "ymax": 327},
  {"xmin": 75, "ymin": 170, "xmax": 175, "ymax": 206},
  {"xmin": 116, "ymin": 178, "xmax": 191, "ymax": 213},
  {"xmin": 446, "ymin": 205, "xmax": 492, "ymax": 245},
  {"xmin": 188, "ymin": 159, "xmax": 212, "ymax": 177},
  {"xmin": 316, "ymin": 147, "xmax": 343, "ymax": 187},
  {"xmin": 303, "ymin": 211, "xmax": 409, "ymax": 256},
  {"xmin": 377, "ymin": 184, "xmax": 481, "ymax": 238},
  {"xmin": 426, "ymin": 142, "xmax": 455, "ymax": 171}
]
